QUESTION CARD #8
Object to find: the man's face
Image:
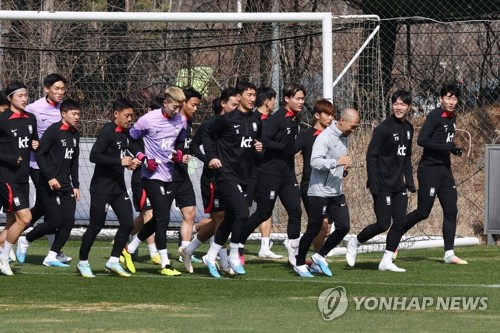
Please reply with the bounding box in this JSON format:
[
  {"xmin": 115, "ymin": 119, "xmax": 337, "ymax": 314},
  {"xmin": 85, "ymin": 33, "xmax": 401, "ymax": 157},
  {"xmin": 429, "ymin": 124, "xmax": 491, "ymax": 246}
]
[
  {"xmin": 0, "ymin": 104, "xmax": 8, "ymax": 112},
  {"xmin": 337, "ymin": 115, "xmax": 360, "ymax": 136},
  {"xmin": 163, "ymin": 99, "xmax": 183, "ymax": 117},
  {"xmin": 392, "ymin": 97, "xmax": 410, "ymax": 119},
  {"xmin": 238, "ymin": 88, "xmax": 256, "ymax": 112},
  {"xmin": 114, "ymin": 107, "xmax": 134, "ymax": 128},
  {"xmin": 440, "ymin": 93, "xmax": 459, "ymax": 113},
  {"xmin": 221, "ymin": 96, "xmax": 239, "ymax": 113},
  {"xmin": 183, "ymin": 97, "xmax": 200, "ymax": 118},
  {"xmin": 62, "ymin": 108, "xmax": 80, "ymax": 128},
  {"xmin": 44, "ymin": 81, "xmax": 66, "ymax": 104},
  {"xmin": 265, "ymin": 97, "xmax": 276, "ymax": 114},
  {"xmin": 8, "ymin": 88, "xmax": 29, "ymax": 112},
  {"xmin": 316, "ymin": 112, "xmax": 334, "ymax": 129},
  {"xmin": 285, "ymin": 91, "xmax": 305, "ymax": 113}
]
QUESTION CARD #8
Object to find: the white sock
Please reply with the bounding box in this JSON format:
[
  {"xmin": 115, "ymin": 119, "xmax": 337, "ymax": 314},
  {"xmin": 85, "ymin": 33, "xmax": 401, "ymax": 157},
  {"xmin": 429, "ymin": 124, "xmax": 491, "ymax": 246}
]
[
  {"xmin": 181, "ymin": 240, "xmax": 190, "ymax": 248},
  {"xmin": 209, "ymin": 236, "xmax": 215, "ymax": 246},
  {"xmin": 185, "ymin": 236, "xmax": 202, "ymax": 256},
  {"xmin": 0, "ymin": 241, "xmax": 13, "ymax": 259},
  {"xmin": 148, "ymin": 243, "xmax": 158, "ymax": 257},
  {"xmin": 159, "ymin": 249, "xmax": 170, "ymax": 267},
  {"xmin": 218, "ymin": 248, "xmax": 229, "ymax": 269},
  {"xmin": 206, "ymin": 242, "xmax": 222, "ymax": 263},
  {"xmin": 444, "ymin": 250, "xmax": 455, "ymax": 258},
  {"xmin": 108, "ymin": 256, "xmax": 119, "ymax": 264},
  {"xmin": 260, "ymin": 237, "xmax": 270, "ymax": 252},
  {"xmin": 354, "ymin": 236, "xmax": 362, "ymax": 246},
  {"xmin": 290, "ymin": 238, "xmax": 300, "ymax": 249},
  {"xmin": 127, "ymin": 235, "xmax": 142, "ymax": 253},
  {"xmin": 46, "ymin": 250, "xmax": 58, "ymax": 261},
  {"xmin": 79, "ymin": 260, "xmax": 89, "ymax": 265},
  {"xmin": 229, "ymin": 242, "xmax": 240, "ymax": 262},
  {"xmin": 47, "ymin": 234, "xmax": 55, "ymax": 247},
  {"xmin": 239, "ymin": 243, "xmax": 245, "ymax": 249},
  {"xmin": 381, "ymin": 250, "xmax": 393, "ymax": 264}
]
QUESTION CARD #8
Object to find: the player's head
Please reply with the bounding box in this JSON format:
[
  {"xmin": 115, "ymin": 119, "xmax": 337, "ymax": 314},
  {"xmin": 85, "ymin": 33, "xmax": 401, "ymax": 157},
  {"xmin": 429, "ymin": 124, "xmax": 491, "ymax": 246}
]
[
  {"xmin": 113, "ymin": 97, "xmax": 135, "ymax": 129},
  {"xmin": 256, "ymin": 86, "xmax": 277, "ymax": 114},
  {"xmin": 163, "ymin": 86, "xmax": 186, "ymax": 117},
  {"xmin": 391, "ymin": 89, "xmax": 412, "ymax": 119},
  {"xmin": 0, "ymin": 90, "xmax": 9, "ymax": 112},
  {"xmin": 43, "ymin": 73, "xmax": 67, "ymax": 105},
  {"xmin": 5, "ymin": 81, "xmax": 29, "ymax": 112},
  {"xmin": 336, "ymin": 108, "xmax": 360, "ymax": 136},
  {"xmin": 219, "ymin": 87, "xmax": 239, "ymax": 113},
  {"xmin": 60, "ymin": 99, "xmax": 81, "ymax": 129},
  {"xmin": 312, "ymin": 99, "xmax": 335, "ymax": 129},
  {"xmin": 283, "ymin": 82, "xmax": 306, "ymax": 113},
  {"xmin": 182, "ymin": 87, "xmax": 202, "ymax": 118},
  {"xmin": 212, "ymin": 97, "xmax": 222, "ymax": 115},
  {"xmin": 440, "ymin": 84, "xmax": 461, "ymax": 113},
  {"xmin": 236, "ymin": 81, "xmax": 257, "ymax": 112},
  {"xmin": 149, "ymin": 96, "xmax": 164, "ymax": 111}
]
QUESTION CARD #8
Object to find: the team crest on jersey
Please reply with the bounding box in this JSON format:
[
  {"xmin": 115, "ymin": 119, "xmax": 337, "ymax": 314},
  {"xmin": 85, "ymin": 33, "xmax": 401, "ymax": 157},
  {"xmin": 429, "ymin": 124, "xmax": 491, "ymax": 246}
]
[
  {"xmin": 252, "ymin": 122, "xmax": 257, "ymax": 131},
  {"xmin": 28, "ymin": 125, "xmax": 33, "ymax": 134},
  {"xmin": 407, "ymin": 131, "xmax": 411, "ymax": 140}
]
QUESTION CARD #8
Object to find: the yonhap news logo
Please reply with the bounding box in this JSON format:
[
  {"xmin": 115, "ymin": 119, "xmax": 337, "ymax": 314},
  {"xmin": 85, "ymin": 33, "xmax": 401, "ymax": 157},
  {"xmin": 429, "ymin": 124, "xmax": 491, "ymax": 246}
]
[{"xmin": 318, "ymin": 286, "xmax": 488, "ymax": 320}]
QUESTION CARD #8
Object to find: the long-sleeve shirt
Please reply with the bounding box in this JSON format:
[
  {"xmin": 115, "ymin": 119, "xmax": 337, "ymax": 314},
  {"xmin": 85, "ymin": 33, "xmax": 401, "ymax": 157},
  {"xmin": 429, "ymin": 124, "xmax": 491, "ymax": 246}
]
[
  {"xmin": 295, "ymin": 126, "xmax": 323, "ymax": 187},
  {"xmin": 260, "ymin": 107, "xmax": 300, "ymax": 177},
  {"xmin": 35, "ymin": 121, "xmax": 79, "ymax": 192},
  {"xmin": 89, "ymin": 121, "xmax": 136, "ymax": 194},
  {"xmin": 25, "ymin": 97, "xmax": 61, "ymax": 169},
  {"xmin": 417, "ymin": 107, "xmax": 456, "ymax": 166},
  {"xmin": 203, "ymin": 109, "xmax": 261, "ymax": 185},
  {"xmin": 366, "ymin": 115, "xmax": 414, "ymax": 194},
  {"xmin": 172, "ymin": 115, "xmax": 193, "ymax": 181},
  {"xmin": 308, "ymin": 122, "xmax": 347, "ymax": 197},
  {"xmin": 0, "ymin": 109, "xmax": 39, "ymax": 183},
  {"xmin": 129, "ymin": 108, "xmax": 187, "ymax": 183},
  {"xmin": 190, "ymin": 115, "xmax": 218, "ymax": 180}
]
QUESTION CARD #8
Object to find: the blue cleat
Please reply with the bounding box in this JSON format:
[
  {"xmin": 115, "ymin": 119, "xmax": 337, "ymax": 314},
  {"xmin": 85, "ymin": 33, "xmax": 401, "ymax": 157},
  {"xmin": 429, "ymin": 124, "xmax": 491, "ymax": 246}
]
[
  {"xmin": 294, "ymin": 264, "xmax": 314, "ymax": 278},
  {"xmin": 16, "ymin": 236, "xmax": 29, "ymax": 264},
  {"xmin": 312, "ymin": 253, "xmax": 333, "ymax": 277},
  {"xmin": 202, "ymin": 255, "xmax": 221, "ymax": 278},
  {"xmin": 229, "ymin": 258, "xmax": 245, "ymax": 275},
  {"xmin": 76, "ymin": 262, "xmax": 95, "ymax": 278},
  {"xmin": 43, "ymin": 258, "xmax": 70, "ymax": 267},
  {"xmin": 105, "ymin": 262, "xmax": 131, "ymax": 277}
]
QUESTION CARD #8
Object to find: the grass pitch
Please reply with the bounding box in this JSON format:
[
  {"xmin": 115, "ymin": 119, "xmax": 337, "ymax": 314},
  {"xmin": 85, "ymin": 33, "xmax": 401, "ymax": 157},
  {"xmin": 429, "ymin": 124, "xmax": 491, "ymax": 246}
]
[{"xmin": 1, "ymin": 239, "xmax": 499, "ymax": 333}]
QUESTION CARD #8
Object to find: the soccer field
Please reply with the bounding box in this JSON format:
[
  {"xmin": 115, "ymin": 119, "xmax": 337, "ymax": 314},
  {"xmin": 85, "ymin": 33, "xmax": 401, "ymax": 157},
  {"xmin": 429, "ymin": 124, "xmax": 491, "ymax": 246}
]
[{"xmin": 1, "ymin": 240, "xmax": 499, "ymax": 333}]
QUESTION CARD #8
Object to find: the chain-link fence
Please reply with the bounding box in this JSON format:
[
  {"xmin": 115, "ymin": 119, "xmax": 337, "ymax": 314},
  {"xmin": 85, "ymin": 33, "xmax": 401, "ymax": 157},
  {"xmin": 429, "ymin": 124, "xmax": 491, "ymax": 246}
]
[{"xmin": 0, "ymin": 0, "xmax": 498, "ymax": 242}]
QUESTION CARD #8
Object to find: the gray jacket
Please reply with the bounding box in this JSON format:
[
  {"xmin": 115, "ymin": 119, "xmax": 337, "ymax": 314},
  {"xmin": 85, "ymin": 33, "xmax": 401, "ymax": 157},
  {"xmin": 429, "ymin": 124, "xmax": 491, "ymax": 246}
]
[{"xmin": 307, "ymin": 122, "xmax": 348, "ymax": 197}]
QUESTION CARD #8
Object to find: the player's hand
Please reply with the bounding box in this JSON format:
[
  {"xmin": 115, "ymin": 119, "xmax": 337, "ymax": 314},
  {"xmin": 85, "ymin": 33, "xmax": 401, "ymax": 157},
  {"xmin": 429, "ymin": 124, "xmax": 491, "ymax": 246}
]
[
  {"xmin": 73, "ymin": 188, "xmax": 80, "ymax": 201},
  {"xmin": 208, "ymin": 158, "xmax": 222, "ymax": 169},
  {"xmin": 17, "ymin": 156, "xmax": 23, "ymax": 165},
  {"xmin": 182, "ymin": 154, "xmax": 190, "ymax": 164},
  {"xmin": 171, "ymin": 150, "xmax": 183, "ymax": 164},
  {"xmin": 451, "ymin": 147, "xmax": 463, "ymax": 157},
  {"xmin": 145, "ymin": 158, "xmax": 159, "ymax": 171},
  {"xmin": 31, "ymin": 140, "xmax": 39, "ymax": 150},
  {"xmin": 48, "ymin": 178, "xmax": 61, "ymax": 190},
  {"xmin": 121, "ymin": 156, "xmax": 133, "ymax": 167},
  {"xmin": 254, "ymin": 139, "xmax": 263, "ymax": 152},
  {"xmin": 337, "ymin": 155, "xmax": 351, "ymax": 168}
]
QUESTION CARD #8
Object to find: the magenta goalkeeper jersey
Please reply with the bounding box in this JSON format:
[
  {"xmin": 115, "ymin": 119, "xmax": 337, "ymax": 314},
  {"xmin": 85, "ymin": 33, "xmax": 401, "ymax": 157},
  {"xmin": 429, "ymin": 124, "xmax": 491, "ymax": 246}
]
[{"xmin": 129, "ymin": 108, "xmax": 187, "ymax": 182}]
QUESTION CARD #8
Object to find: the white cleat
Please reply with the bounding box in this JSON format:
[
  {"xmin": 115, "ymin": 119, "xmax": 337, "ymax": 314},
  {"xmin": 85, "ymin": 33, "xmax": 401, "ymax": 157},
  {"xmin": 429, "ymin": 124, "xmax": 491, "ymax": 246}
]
[
  {"xmin": 0, "ymin": 258, "xmax": 14, "ymax": 276},
  {"xmin": 345, "ymin": 237, "xmax": 359, "ymax": 267},
  {"xmin": 378, "ymin": 261, "xmax": 406, "ymax": 272},
  {"xmin": 283, "ymin": 239, "xmax": 298, "ymax": 266},
  {"xmin": 178, "ymin": 247, "xmax": 194, "ymax": 273},
  {"xmin": 258, "ymin": 249, "xmax": 283, "ymax": 259}
]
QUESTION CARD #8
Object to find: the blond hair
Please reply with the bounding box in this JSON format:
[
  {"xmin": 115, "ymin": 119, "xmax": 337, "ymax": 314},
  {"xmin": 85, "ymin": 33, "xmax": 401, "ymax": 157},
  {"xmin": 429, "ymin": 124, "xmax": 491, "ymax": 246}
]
[{"xmin": 164, "ymin": 86, "xmax": 186, "ymax": 103}]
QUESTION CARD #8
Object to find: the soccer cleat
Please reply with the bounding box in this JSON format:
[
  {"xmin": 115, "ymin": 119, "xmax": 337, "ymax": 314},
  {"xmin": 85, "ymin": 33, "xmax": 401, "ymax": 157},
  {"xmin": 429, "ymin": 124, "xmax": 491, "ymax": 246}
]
[
  {"xmin": 444, "ymin": 255, "xmax": 468, "ymax": 265},
  {"xmin": 258, "ymin": 249, "xmax": 283, "ymax": 259},
  {"xmin": 294, "ymin": 264, "xmax": 314, "ymax": 278},
  {"xmin": 160, "ymin": 264, "xmax": 182, "ymax": 276},
  {"xmin": 202, "ymin": 255, "xmax": 221, "ymax": 278},
  {"xmin": 121, "ymin": 248, "xmax": 136, "ymax": 273},
  {"xmin": 283, "ymin": 239, "xmax": 298, "ymax": 267},
  {"xmin": 178, "ymin": 247, "xmax": 194, "ymax": 273},
  {"xmin": 238, "ymin": 247, "xmax": 245, "ymax": 266},
  {"xmin": 229, "ymin": 258, "xmax": 245, "ymax": 275},
  {"xmin": 16, "ymin": 236, "xmax": 29, "ymax": 264},
  {"xmin": 56, "ymin": 252, "xmax": 72, "ymax": 263},
  {"xmin": 311, "ymin": 253, "xmax": 333, "ymax": 277},
  {"xmin": 119, "ymin": 255, "xmax": 125, "ymax": 263},
  {"xmin": 190, "ymin": 255, "xmax": 202, "ymax": 263},
  {"xmin": 392, "ymin": 248, "xmax": 399, "ymax": 261},
  {"xmin": 105, "ymin": 262, "xmax": 131, "ymax": 277},
  {"xmin": 345, "ymin": 237, "xmax": 359, "ymax": 267},
  {"xmin": 9, "ymin": 249, "xmax": 17, "ymax": 262},
  {"xmin": 77, "ymin": 262, "xmax": 95, "ymax": 278},
  {"xmin": 0, "ymin": 258, "xmax": 14, "ymax": 276},
  {"xmin": 43, "ymin": 258, "xmax": 70, "ymax": 267},
  {"xmin": 309, "ymin": 262, "xmax": 322, "ymax": 274},
  {"xmin": 219, "ymin": 263, "xmax": 236, "ymax": 276},
  {"xmin": 150, "ymin": 253, "xmax": 161, "ymax": 265},
  {"xmin": 378, "ymin": 261, "xmax": 406, "ymax": 272}
]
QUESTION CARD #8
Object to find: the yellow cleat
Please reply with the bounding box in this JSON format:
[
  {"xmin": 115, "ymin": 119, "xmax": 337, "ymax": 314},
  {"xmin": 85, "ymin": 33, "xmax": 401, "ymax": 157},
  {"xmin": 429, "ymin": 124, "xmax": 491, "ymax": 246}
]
[
  {"xmin": 121, "ymin": 249, "xmax": 136, "ymax": 273},
  {"xmin": 160, "ymin": 265, "xmax": 181, "ymax": 276}
]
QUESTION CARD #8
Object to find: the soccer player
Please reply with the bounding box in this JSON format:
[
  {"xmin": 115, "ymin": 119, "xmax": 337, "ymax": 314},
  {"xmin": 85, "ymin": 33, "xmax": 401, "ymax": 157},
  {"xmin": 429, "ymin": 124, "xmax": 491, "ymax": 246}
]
[
  {"xmin": 0, "ymin": 82, "xmax": 39, "ymax": 276},
  {"xmin": 126, "ymin": 86, "xmax": 187, "ymax": 277},
  {"xmin": 25, "ymin": 74, "xmax": 70, "ymax": 263},
  {"xmin": 401, "ymin": 84, "xmax": 467, "ymax": 265},
  {"xmin": 77, "ymin": 98, "xmax": 140, "ymax": 278},
  {"xmin": 239, "ymin": 83, "xmax": 305, "ymax": 266},
  {"xmin": 345, "ymin": 90, "xmax": 415, "ymax": 272},
  {"xmin": 175, "ymin": 87, "xmax": 202, "ymax": 264},
  {"xmin": 294, "ymin": 99, "xmax": 335, "ymax": 259},
  {"xmin": 179, "ymin": 88, "xmax": 239, "ymax": 275},
  {"xmin": 200, "ymin": 81, "xmax": 262, "ymax": 278},
  {"xmin": 17, "ymin": 99, "xmax": 81, "ymax": 267},
  {"xmin": 294, "ymin": 108, "xmax": 359, "ymax": 278}
]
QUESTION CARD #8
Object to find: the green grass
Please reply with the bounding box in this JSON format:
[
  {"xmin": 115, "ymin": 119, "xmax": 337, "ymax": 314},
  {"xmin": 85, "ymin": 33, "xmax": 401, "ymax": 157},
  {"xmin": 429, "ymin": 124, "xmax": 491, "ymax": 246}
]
[{"xmin": 1, "ymin": 240, "xmax": 499, "ymax": 333}]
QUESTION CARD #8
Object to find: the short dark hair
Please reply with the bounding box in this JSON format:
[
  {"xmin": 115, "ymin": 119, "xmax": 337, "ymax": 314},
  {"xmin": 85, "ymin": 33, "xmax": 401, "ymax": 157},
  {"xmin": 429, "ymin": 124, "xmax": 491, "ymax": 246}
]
[
  {"xmin": 212, "ymin": 97, "xmax": 222, "ymax": 115},
  {"xmin": 440, "ymin": 84, "xmax": 461, "ymax": 99},
  {"xmin": 282, "ymin": 82, "xmax": 306, "ymax": 101},
  {"xmin": 255, "ymin": 86, "xmax": 277, "ymax": 108},
  {"xmin": 391, "ymin": 89, "xmax": 412, "ymax": 105},
  {"xmin": 60, "ymin": 99, "xmax": 81, "ymax": 114},
  {"xmin": 219, "ymin": 87, "xmax": 238, "ymax": 103},
  {"xmin": 150, "ymin": 96, "xmax": 163, "ymax": 110},
  {"xmin": 183, "ymin": 87, "xmax": 202, "ymax": 101},
  {"xmin": 0, "ymin": 90, "xmax": 9, "ymax": 106},
  {"xmin": 313, "ymin": 99, "xmax": 335, "ymax": 116},
  {"xmin": 235, "ymin": 81, "xmax": 257, "ymax": 95},
  {"xmin": 43, "ymin": 73, "xmax": 67, "ymax": 88},
  {"xmin": 113, "ymin": 97, "xmax": 135, "ymax": 112},
  {"xmin": 5, "ymin": 81, "xmax": 28, "ymax": 97}
]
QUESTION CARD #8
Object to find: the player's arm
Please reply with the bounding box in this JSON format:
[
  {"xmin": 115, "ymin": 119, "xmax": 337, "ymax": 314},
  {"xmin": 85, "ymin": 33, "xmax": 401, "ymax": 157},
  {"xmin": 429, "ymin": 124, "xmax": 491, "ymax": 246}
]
[
  {"xmin": 261, "ymin": 115, "xmax": 286, "ymax": 151},
  {"xmin": 404, "ymin": 123, "xmax": 416, "ymax": 192},
  {"xmin": 417, "ymin": 112, "xmax": 454, "ymax": 151},
  {"xmin": 366, "ymin": 125, "xmax": 385, "ymax": 194},
  {"xmin": 190, "ymin": 122, "xmax": 209, "ymax": 164},
  {"xmin": 71, "ymin": 133, "xmax": 80, "ymax": 191},
  {"xmin": 203, "ymin": 115, "xmax": 227, "ymax": 162},
  {"xmin": 90, "ymin": 126, "xmax": 121, "ymax": 166},
  {"xmin": 34, "ymin": 125, "xmax": 58, "ymax": 180}
]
